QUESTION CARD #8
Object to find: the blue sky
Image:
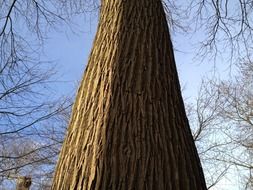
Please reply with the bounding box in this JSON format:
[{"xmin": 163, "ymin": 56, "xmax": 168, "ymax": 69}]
[
  {"xmin": 42, "ymin": 12, "xmax": 239, "ymax": 190},
  {"xmin": 43, "ymin": 13, "xmax": 230, "ymax": 100}
]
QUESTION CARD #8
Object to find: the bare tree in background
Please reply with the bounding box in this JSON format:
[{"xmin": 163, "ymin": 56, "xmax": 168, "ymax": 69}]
[
  {"xmin": 186, "ymin": 62, "xmax": 253, "ymax": 189},
  {"xmin": 0, "ymin": 102, "xmax": 71, "ymax": 189},
  {"xmin": 187, "ymin": 0, "xmax": 253, "ymax": 63},
  {"xmin": 0, "ymin": 0, "xmax": 81, "ymax": 189},
  {"xmin": 185, "ymin": 82, "xmax": 231, "ymax": 189},
  {"xmin": 215, "ymin": 62, "xmax": 253, "ymax": 189}
]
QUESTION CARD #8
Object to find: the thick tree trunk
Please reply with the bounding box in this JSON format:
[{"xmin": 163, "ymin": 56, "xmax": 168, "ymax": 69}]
[{"xmin": 52, "ymin": 0, "xmax": 207, "ymax": 189}]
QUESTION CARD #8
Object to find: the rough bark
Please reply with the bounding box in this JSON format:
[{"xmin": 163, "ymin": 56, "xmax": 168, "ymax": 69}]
[{"xmin": 52, "ymin": 0, "xmax": 207, "ymax": 189}]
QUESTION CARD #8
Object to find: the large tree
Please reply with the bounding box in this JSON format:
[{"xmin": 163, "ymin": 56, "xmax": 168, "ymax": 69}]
[{"xmin": 52, "ymin": 0, "xmax": 207, "ymax": 189}]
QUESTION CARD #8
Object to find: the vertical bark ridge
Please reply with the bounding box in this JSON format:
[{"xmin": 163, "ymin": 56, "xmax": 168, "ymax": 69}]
[{"xmin": 52, "ymin": 0, "xmax": 207, "ymax": 189}]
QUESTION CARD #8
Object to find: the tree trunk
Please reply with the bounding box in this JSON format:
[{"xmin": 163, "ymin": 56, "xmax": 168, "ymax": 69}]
[{"xmin": 52, "ymin": 0, "xmax": 207, "ymax": 189}]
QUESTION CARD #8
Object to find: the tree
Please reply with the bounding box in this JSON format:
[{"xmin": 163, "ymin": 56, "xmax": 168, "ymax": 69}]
[
  {"xmin": 186, "ymin": 62, "xmax": 253, "ymax": 189},
  {"xmin": 0, "ymin": 103, "xmax": 70, "ymax": 189},
  {"xmin": 52, "ymin": 0, "xmax": 207, "ymax": 189},
  {"xmin": 0, "ymin": 58, "xmax": 70, "ymax": 189},
  {"xmin": 187, "ymin": 0, "xmax": 253, "ymax": 63},
  {"xmin": 2, "ymin": 0, "xmax": 252, "ymax": 189},
  {"xmin": 185, "ymin": 86, "xmax": 229, "ymax": 189},
  {"xmin": 207, "ymin": 64, "xmax": 253, "ymax": 189},
  {"xmin": 0, "ymin": 1, "xmax": 74, "ymax": 188}
]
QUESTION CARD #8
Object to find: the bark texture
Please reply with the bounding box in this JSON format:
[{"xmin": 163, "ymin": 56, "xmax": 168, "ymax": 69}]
[{"xmin": 52, "ymin": 0, "xmax": 207, "ymax": 189}]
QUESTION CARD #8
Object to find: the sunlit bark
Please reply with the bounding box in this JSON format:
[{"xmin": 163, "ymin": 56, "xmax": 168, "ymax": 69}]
[{"xmin": 52, "ymin": 0, "xmax": 207, "ymax": 189}]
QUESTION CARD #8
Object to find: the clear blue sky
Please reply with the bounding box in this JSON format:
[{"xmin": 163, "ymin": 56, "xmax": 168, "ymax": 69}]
[
  {"xmin": 43, "ymin": 13, "xmax": 230, "ymax": 100},
  {"xmin": 42, "ymin": 13, "xmax": 239, "ymax": 190}
]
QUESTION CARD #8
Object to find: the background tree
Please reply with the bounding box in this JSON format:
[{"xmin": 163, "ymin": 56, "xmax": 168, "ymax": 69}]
[
  {"xmin": 0, "ymin": 0, "xmax": 76, "ymax": 189},
  {"xmin": 187, "ymin": 0, "xmax": 253, "ymax": 63},
  {"xmin": 185, "ymin": 84, "xmax": 231, "ymax": 189},
  {"xmin": 186, "ymin": 61, "xmax": 253, "ymax": 189}
]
